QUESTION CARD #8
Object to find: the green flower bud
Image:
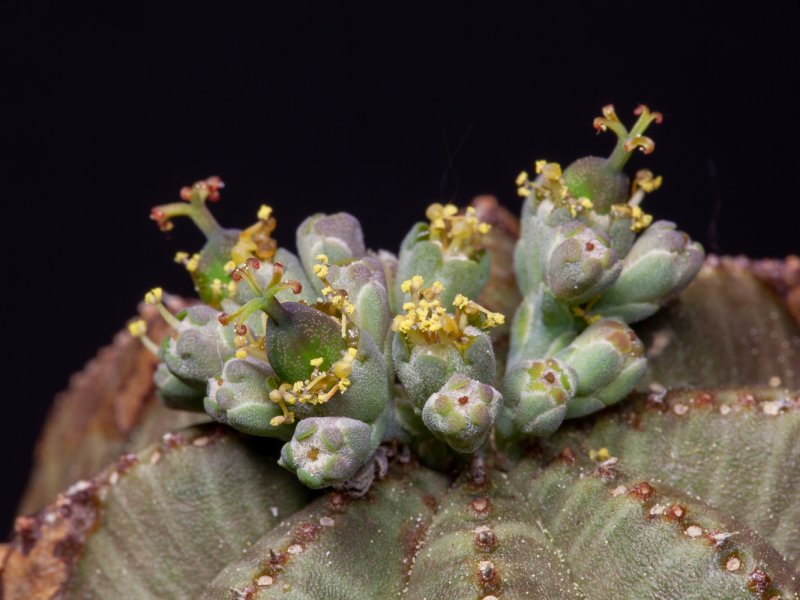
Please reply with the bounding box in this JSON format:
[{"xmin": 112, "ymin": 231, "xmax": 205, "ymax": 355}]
[
  {"xmin": 580, "ymin": 208, "xmax": 638, "ymax": 265},
  {"xmin": 265, "ymin": 300, "xmax": 348, "ymax": 384},
  {"xmin": 593, "ymin": 221, "xmax": 705, "ymax": 323},
  {"xmin": 556, "ymin": 318, "xmax": 647, "ymax": 418},
  {"xmin": 544, "ymin": 221, "xmax": 621, "ymax": 305},
  {"xmin": 562, "ymin": 156, "xmax": 630, "ymax": 214},
  {"xmin": 392, "ymin": 327, "xmax": 496, "ymax": 411},
  {"xmin": 153, "ymin": 363, "xmax": 205, "ymax": 412},
  {"xmin": 204, "ymin": 356, "xmax": 290, "ymax": 439},
  {"xmin": 499, "ymin": 358, "xmax": 577, "ymax": 437},
  {"xmin": 278, "ymin": 416, "xmax": 376, "ymax": 489},
  {"xmin": 161, "ymin": 305, "xmax": 238, "ymax": 386},
  {"xmin": 328, "ymin": 257, "xmax": 391, "ymax": 348},
  {"xmin": 297, "ymin": 213, "xmax": 366, "ymax": 291},
  {"xmin": 421, "ymin": 374, "xmax": 502, "ymax": 453}
]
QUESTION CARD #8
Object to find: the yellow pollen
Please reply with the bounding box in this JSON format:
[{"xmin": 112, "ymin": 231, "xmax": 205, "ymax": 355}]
[
  {"xmin": 313, "ymin": 257, "xmax": 329, "ymax": 280},
  {"xmin": 257, "ymin": 204, "xmax": 273, "ymax": 221},
  {"xmin": 223, "ymin": 260, "xmax": 237, "ymax": 272},
  {"xmin": 515, "ymin": 171, "xmax": 529, "ymax": 186},
  {"xmin": 309, "ymin": 357, "xmax": 324, "ymax": 368},
  {"xmin": 127, "ymin": 319, "xmax": 148, "ymax": 338},
  {"xmin": 144, "ymin": 287, "xmax": 163, "ymax": 304},
  {"xmin": 185, "ymin": 253, "xmax": 200, "ymax": 273},
  {"xmin": 453, "ymin": 294, "xmax": 469, "ymax": 309},
  {"xmin": 173, "ymin": 251, "xmax": 189, "ymax": 264},
  {"xmin": 235, "ymin": 349, "xmax": 247, "ymax": 360}
]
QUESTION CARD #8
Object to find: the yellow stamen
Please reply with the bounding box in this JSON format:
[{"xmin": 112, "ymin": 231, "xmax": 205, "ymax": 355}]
[
  {"xmin": 589, "ymin": 447, "xmax": 611, "ymax": 461},
  {"xmin": 185, "ymin": 253, "xmax": 200, "ymax": 273},
  {"xmin": 257, "ymin": 204, "xmax": 273, "ymax": 221},
  {"xmin": 144, "ymin": 287, "xmax": 163, "ymax": 305},
  {"xmin": 128, "ymin": 319, "xmax": 147, "ymax": 338}
]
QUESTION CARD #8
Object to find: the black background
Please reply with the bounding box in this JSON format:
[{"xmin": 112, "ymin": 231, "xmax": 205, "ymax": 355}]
[{"xmin": 2, "ymin": 2, "xmax": 798, "ymax": 532}]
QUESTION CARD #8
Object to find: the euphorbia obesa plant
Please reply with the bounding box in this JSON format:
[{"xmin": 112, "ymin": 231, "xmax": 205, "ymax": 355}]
[{"xmin": 3, "ymin": 105, "xmax": 799, "ymax": 599}]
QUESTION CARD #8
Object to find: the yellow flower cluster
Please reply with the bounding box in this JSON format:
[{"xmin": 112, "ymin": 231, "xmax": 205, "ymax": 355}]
[
  {"xmin": 392, "ymin": 277, "xmax": 504, "ymax": 345},
  {"xmin": 231, "ymin": 204, "xmax": 278, "ymax": 264},
  {"xmin": 268, "ymin": 348, "xmax": 358, "ymax": 426},
  {"xmin": 516, "ymin": 160, "xmax": 594, "ymax": 217},
  {"xmin": 425, "ymin": 203, "xmax": 491, "ymax": 256},
  {"xmin": 313, "ymin": 254, "xmax": 356, "ymax": 339}
]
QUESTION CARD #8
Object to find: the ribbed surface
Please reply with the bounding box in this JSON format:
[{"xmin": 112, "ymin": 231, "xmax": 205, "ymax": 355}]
[
  {"xmin": 527, "ymin": 459, "xmax": 800, "ymax": 599},
  {"xmin": 404, "ymin": 463, "xmax": 578, "ymax": 599},
  {"xmin": 551, "ymin": 388, "xmax": 800, "ymax": 570},
  {"xmin": 202, "ymin": 466, "xmax": 448, "ymax": 599},
  {"xmin": 59, "ymin": 428, "xmax": 311, "ymax": 599}
]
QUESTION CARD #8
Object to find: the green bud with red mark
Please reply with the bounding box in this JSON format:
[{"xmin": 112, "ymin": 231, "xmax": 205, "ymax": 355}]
[
  {"xmin": 421, "ymin": 374, "xmax": 503, "ymax": 453},
  {"xmin": 278, "ymin": 416, "xmax": 377, "ymax": 488},
  {"xmin": 544, "ymin": 221, "xmax": 621, "ymax": 305},
  {"xmin": 499, "ymin": 357, "xmax": 577, "ymax": 438}
]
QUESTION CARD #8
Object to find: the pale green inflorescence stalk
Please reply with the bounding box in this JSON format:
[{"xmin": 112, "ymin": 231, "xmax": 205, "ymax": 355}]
[{"xmin": 129, "ymin": 104, "xmax": 704, "ymax": 491}]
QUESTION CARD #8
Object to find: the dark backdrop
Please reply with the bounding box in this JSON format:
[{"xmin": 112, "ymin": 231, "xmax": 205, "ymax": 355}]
[{"xmin": 2, "ymin": 2, "xmax": 798, "ymax": 532}]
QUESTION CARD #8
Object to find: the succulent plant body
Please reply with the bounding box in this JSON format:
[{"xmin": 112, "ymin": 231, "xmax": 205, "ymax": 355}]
[{"xmin": 4, "ymin": 105, "xmax": 800, "ymax": 599}]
